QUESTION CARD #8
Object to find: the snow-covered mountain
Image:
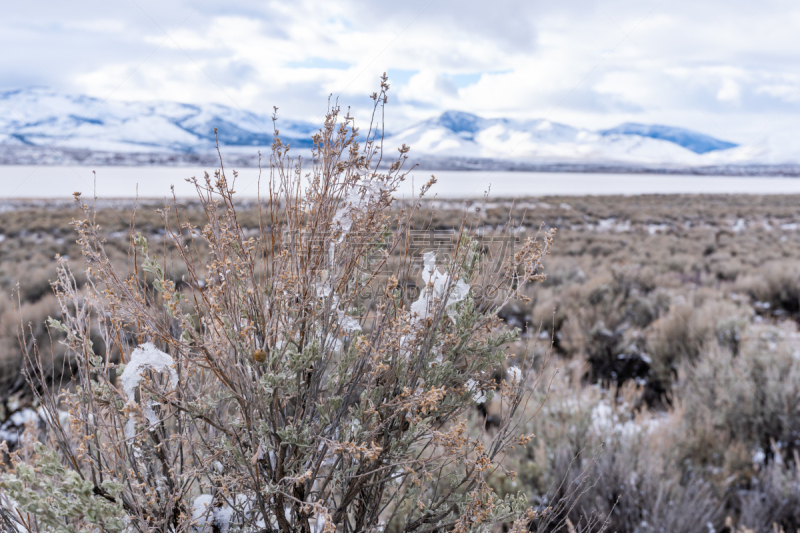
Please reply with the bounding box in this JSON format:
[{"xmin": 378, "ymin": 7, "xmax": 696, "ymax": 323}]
[
  {"xmin": 386, "ymin": 110, "xmax": 768, "ymax": 168},
  {"xmin": 599, "ymin": 123, "xmax": 737, "ymax": 154},
  {"xmin": 0, "ymin": 87, "xmax": 315, "ymax": 154},
  {"xmin": 0, "ymin": 88, "xmax": 796, "ymax": 171},
  {"xmin": 386, "ymin": 111, "xmax": 800, "ymax": 170}
]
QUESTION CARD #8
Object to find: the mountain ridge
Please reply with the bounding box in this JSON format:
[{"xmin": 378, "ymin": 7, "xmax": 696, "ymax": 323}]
[
  {"xmin": 599, "ymin": 122, "xmax": 737, "ymax": 154},
  {"xmin": 0, "ymin": 87, "xmax": 795, "ymax": 170}
]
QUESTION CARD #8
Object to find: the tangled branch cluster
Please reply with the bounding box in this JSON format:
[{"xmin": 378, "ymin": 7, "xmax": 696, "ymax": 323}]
[{"xmin": 0, "ymin": 78, "xmax": 557, "ymax": 533}]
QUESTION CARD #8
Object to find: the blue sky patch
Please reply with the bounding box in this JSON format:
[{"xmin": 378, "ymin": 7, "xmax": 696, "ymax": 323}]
[
  {"xmin": 386, "ymin": 69, "xmax": 419, "ymax": 86},
  {"xmin": 447, "ymin": 73, "xmax": 482, "ymax": 88}
]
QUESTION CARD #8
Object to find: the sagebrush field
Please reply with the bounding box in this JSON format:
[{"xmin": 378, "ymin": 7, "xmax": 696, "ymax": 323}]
[{"xmin": 1, "ymin": 189, "xmax": 798, "ymax": 531}]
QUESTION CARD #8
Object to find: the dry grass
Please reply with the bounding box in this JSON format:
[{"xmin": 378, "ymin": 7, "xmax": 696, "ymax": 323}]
[{"xmin": 2, "ymin": 187, "xmax": 800, "ymax": 530}]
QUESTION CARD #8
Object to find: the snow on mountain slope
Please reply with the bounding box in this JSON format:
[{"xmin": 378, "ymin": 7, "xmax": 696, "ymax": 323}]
[
  {"xmin": 0, "ymin": 89, "xmax": 202, "ymax": 152},
  {"xmin": 0, "ymin": 88, "xmax": 313, "ymax": 154},
  {"xmin": 391, "ymin": 112, "xmax": 800, "ymax": 167},
  {"xmin": 2, "ymin": 89, "xmax": 796, "ymax": 168},
  {"xmin": 599, "ymin": 123, "xmax": 738, "ymax": 154},
  {"xmin": 384, "ymin": 111, "xmax": 716, "ymax": 166}
]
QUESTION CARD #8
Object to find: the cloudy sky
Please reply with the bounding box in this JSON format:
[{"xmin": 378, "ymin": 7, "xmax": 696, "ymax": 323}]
[{"xmin": 2, "ymin": 0, "xmax": 799, "ymax": 143}]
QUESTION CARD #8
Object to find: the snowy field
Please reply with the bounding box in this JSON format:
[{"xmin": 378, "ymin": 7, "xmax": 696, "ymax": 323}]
[{"xmin": 5, "ymin": 165, "xmax": 800, "ymax": 199}]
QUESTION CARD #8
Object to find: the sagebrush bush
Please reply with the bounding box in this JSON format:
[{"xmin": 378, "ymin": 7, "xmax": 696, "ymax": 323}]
[
  {"xmin": 504, "ymin": 337, "xmax": 800, "ymax": 533},
  {"xmin": 680, "ymin": 325, "xmax": 800, "ymax": 462},
  {"xmin": 736, "ymin": 260, "xmax": 800, "ymax": 315},
  {"xmin": 0, "ymin": 80, "xmax": 560, "ymax": 533},
  {"xmin": 507, "ymin": 370, "xmax": 724, "ymax": 533},
  {"xmin": 0, "ymin": 294, "xmax": 72, "ymax": 415}
]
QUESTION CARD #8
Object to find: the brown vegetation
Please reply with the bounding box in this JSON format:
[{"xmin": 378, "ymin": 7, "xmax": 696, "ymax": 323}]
[
  {"xmin": 2, "ymin": 185, "xmax": 800, "ymax": 529},
  {"xmin": 0, "ymin": 87, "xmax": 574, "ymax": 533}
]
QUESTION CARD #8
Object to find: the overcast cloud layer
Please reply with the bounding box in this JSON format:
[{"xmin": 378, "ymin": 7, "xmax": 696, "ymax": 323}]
[{"xmin": 2, "ymin": 0, "xmax": 799, "ymax": 145}]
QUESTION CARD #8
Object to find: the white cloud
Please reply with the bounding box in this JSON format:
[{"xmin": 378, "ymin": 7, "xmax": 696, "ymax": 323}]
[
  {"xmin": 717, "ymin": 79, "xmax": 742, "ymax": 105},
  {"xmin": 399, "ymin": 71, "xmax": 458, "ymax": 105},
  {"xmin": 755, "ymin": 82, "xmax": 800, "ymax": 102}
]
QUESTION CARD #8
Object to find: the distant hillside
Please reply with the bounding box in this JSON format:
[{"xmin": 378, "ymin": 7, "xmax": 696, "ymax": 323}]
[
  {"xmin": 384, "ymin": 110, "xmax": 740, "ymax": 166},
  {"xmin": 0, "ymin": 87, "xmax": 314, "ymax": 154},
  {"xmin": 0, "ymin": 88, "xmax": 796, "ymax": 173},
  {"xmin": 599, "ymin": 123, "xmax": 737, "ymax": 154}
]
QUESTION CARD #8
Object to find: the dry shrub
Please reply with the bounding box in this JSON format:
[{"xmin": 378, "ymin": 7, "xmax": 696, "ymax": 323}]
[
  {"xmin": 732, "ymin": 458, "xmax": 800, "ymax": 533},
  {"xmin": 509, "ymin": 338, "xmax": 800, "ymax": 532},
  {"xmin": 711, "ymin": 257, "xmax": 745, "ymax": 281},
  {"xmin": 680, "ymin": 324, "xmax": 800, "ymax": 462},
  {"xmin": 539, "ymin": 257, "xmax": 586, "ymax": 289},
  {"xmin": 542, "ymin": 269, "xmax": 670, "ymax": 402},
  {"xmin": 509, "ymin": 370, "xmax": 724, "ymax": 533},
  {"xmin": 646, "ymin": 303, "xmax": 708, "ymax": 376},
  {"xmin": 671, "ymin": 321, "xmax": 800, "ymax": 532},
  {"xmin": 0, "ymin": 81, "xmax": 561, "ymax": 533},
  {"xmin": 17, "ymin": 266, "xmax": 57, "ymax": 303},
  {"xmin": 736, "ymin": 260, "xmax": 800, "ymax": 316},
  {"xmin": 0, "ymin": 297, "xmax": 16, "ymax": 381},
  {"xmin": 645, "ymin": 298, "xmax": 746, "ymax": 391},
  {"xmin": 552, "ymin": 268, "xmax": 665, "ymax": 355},
  {"xmin": 0, "ymin": 294, "xmax": 70, "ymax": 410}
]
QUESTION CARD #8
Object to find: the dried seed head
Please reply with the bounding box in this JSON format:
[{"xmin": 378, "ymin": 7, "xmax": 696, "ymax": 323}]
[{"xmin": 253, "ymin": 349, "xmax": 267, "ymax": 363}]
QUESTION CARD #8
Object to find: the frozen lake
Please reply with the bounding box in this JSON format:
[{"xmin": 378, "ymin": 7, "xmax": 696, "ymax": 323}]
[{"xmin": 3, "ymin": 165, "xmax": 800, "ymax": 199}]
